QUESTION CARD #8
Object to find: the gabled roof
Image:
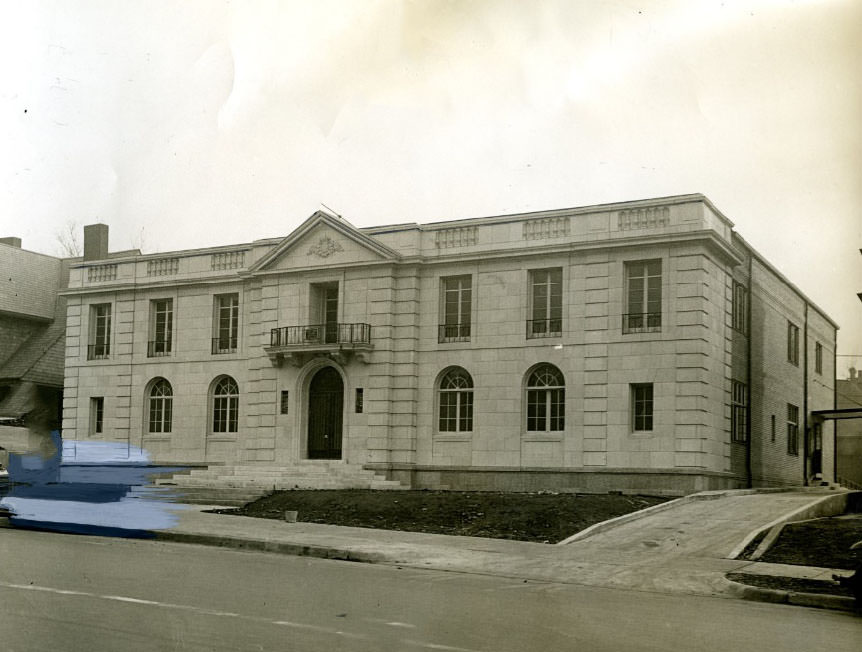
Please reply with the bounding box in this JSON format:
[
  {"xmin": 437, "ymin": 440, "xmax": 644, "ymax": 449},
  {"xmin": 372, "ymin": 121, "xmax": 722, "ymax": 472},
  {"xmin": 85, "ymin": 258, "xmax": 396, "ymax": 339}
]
[{"xmin": 247, "ymin": 210, "xmax": 401, "ymax": 273}]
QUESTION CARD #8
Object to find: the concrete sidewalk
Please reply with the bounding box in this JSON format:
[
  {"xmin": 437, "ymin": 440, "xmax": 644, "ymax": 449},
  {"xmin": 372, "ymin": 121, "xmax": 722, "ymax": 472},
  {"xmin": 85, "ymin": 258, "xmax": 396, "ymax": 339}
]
[{"xmin": 149, "ymin": 488, "xmax": 858, "ymax": 611}]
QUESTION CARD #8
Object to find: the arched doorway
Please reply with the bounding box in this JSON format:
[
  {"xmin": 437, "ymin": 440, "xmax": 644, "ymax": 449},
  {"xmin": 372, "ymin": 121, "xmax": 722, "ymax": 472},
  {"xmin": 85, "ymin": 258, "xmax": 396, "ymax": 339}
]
[{"xmin": 307, "ymin": 366, "xmax": 343, "ymax": 459}]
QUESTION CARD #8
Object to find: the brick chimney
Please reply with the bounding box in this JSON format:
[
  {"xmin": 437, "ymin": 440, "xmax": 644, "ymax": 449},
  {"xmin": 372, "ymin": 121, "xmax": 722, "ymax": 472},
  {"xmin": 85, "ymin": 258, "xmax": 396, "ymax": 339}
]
[
  {"xmin": 83, "ymin": 224, "xmax": 109, "ymax": 261},
  {"xmin": 0, "ymin": 237, "xmax": 22, "ymax": 248}
]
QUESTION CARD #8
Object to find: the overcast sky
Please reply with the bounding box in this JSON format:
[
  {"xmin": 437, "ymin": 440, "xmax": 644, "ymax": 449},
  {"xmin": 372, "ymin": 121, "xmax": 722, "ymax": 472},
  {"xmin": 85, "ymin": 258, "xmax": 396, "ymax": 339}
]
[{"xmin": 1, "ymin": 0, "xmax": 860, "ymax": 367}]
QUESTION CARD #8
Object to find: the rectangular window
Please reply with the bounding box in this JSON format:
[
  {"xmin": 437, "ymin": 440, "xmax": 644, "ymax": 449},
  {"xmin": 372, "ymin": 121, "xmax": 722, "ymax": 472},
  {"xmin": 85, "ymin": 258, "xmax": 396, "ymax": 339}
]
[
  {"xmin": 148, "ymin": 299, "xmax": 173, "ymax": 357},
  {"xmin": 771, "ymin": 414, "xmax": 776, "ymax": 442},
  {"xmin": 787, "ymin": 403, "xmax": 799, "ymax": 455},
  {"xmin": 355, "ymin": 388, "xmax": 364, "ymax": 414},
  {"xmin": 732, "ymin": 281, "xmax": 747, "ymax": 334},
  {"xmin": 90, "ymin": 397, "xmax": 104, "ymax": 435},
  {"xmin": 527, "ymin": 268, "xmax": 562, "ymax": 338},
  {"xmin": 88, "ymin": 304, "xmax": 112, "ymax": 359},
  {"xmin": 787, "ymin": 321, "xmax": 799, "ymax": 365},
  {"xmin": 280, "ymin": 390, "xmax": 289, "ymax": 415},
  {"xmin": 213, "ymin": 293, "xmax": 239, "ymax": 354},
  {"xmin": 439, "ymin": 275, "xmax": 472, "ymax": 342},
  {"xmin": 631, "ymin": 383, "xmax": 654, "ymax": 432},
  {"xmin": 731, "ymin": 380, "xmax": 748, "ymax": 443},
  {"xmin": 623, "ymin": 260, "xmax": 662, "ymax": 333},
  {"xmin": 815, "ymin": 342, "xmax": 823, "ymax": 375}
]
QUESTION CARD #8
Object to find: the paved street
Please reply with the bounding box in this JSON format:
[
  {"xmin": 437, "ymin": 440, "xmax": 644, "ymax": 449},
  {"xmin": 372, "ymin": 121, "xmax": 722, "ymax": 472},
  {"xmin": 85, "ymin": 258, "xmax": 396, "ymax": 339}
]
[{"xmin": 1, "ymin": 528, "xmax": 859, "ymax": 651}]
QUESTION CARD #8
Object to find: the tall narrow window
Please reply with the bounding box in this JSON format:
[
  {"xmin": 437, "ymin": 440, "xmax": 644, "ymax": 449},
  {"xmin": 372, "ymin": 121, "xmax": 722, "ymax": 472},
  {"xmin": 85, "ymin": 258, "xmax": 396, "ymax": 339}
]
[
  {"xmin": 147, "ymin": 378, "xmax": 173, "ymax": 433},
  {"xmin": 88, "ymin": 304, "xmax": 112, "ymax": 359},
  {"xmin": 355, "ymin": 388, "xmax": 364, "ymax": 414},
  {"xmin": 90, "ymin": 397, "xmax": 104, "ymax": 435},
  {"xmin": 623, "ymin": 261, "xmax": 662, "ymax": 333},
  {"xmin": 439, "ymin": 276, "xmax": 472, "ymax": 342},
  {"xmin": 148, "ymin": 299, "xmax": 173, "ymax": 357},
  {"xmin": 631, "ymin": 384, "xmax": 654, "ymax": 432},
  {"xmin": 526, "ymin": 364, "xmax": 565, "ymax": 432},
  {"xmin": 213, "ymin": 294, "xmax": 239, "ymax": 354},
  {"xmin": 731, "ymin": 380, "xmax": 748, "ymax": 443},
  {"xmin": 438, "ymin": 367, "xmax": 473, "ymax": 432},
  {"xmin": 211, "ymin": 376, "xmax": 239, "ymax": 433},
  {"xmin": 814, "ymin": 342, "xmax": 823, "ymax": 375},
  {"xmin": 787, "ymin": 403, "xmax": 799, "ymax": 455},
  {"xmin": 280, "ymin": 390, "xmax": 289, "ymax": 415},
  {"xmin": 787, "ymin": 321, "xmax": 799, "ymax": 365},
  {"xmin": 527, "ymin": 269, "xmax": 562, "ymax": 338},
  {"xmin": 732, "ymin": 281, "xmax": 747, "ymax": 334}
]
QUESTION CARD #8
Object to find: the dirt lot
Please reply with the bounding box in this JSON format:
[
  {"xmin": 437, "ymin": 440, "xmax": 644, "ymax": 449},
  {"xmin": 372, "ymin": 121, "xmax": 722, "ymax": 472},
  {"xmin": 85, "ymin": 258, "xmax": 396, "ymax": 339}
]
[
  {"xmin": 758, "ymin": 514, "xmax": 862, "ymax": 570},
  {"xmin": 216, "ymin": 489, "xmax": 668, "ymax": 543}
]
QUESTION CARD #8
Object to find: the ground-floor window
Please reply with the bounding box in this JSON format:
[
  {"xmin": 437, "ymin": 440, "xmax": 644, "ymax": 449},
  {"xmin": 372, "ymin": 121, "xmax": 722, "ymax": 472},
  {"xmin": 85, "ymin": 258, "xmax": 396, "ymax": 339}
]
[
  {"xmin": 526, "ymin": 364, "xmax": 565, "ymax": 432},
  {"xmin": 438, "ymin": 367, "xmax": 473, "ymax": 432},
  {"xmin": 787, "ymin": 403, "xmax": 799, "ymax": 455},
  {"xmin": 147, "ymin": 378, "xmax": 173, "ymax": 433},
  {"xmin": 631, "ymin": 383, "xmax": 653, "ymax": 432},
  {"xmin": 212, "ymin": 376, "xmax": 239, "ymax": 433}
]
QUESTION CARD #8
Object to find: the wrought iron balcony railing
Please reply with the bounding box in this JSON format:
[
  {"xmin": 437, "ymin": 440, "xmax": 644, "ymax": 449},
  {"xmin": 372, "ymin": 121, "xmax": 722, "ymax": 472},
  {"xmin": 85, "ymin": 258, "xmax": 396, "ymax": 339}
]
[
  {"xmin": 438, "ymin": 323, "xmax": 471, "ymax": 343},
  {"xmin": 87, "ymin": 343, "xmax": 110, "ymax": 360},
  {"xmin": 622, "ymin": 312, "xmax": 662, "ymax": 334},
  {"xmin": 211, "ymin": 337, "xmax": 238, "ymax": 354},
  {"xmin": 526, "ymin": 318, "xmax": 562, "ymax": 339},
  {"xmin": 270, "ymin": 323, "xmax": 371, "ymax": 347},
  {"xmin": 147, "ymin": 340, "xmax": 172, "ymax": 357}
]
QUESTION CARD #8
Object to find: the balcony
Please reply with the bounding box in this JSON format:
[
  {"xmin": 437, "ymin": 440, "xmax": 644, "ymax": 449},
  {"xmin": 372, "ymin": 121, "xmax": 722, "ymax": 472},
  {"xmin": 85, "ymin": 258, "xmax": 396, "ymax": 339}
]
[
  {"xmin": 526, "ymin": 318, "xmax": 562, "ymax": 339},
  {"xmin": 147, "ymin": 340, "xmax": 172, "ymax": 357},
  {"xmin": 438, "ymin": 323, "xmax": 471, "ymax": 343},
  {"xmin": 622, "ymin": 312, "xmax": 662, "ymax": 334},
  {"xmin": 87, "ymin": 343, "xmax": 110, "ymax": 360},
  {"xmin": 265, "ymin": 323, "xmax": 373, "ymax": 366}
]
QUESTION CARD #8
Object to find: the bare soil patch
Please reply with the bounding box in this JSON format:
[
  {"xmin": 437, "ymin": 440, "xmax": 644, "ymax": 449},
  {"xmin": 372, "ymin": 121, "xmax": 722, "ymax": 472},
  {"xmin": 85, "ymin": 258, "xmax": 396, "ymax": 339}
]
[
  {"xmin": 758, "ymin": 515, "xmax": 862, "ymax": 570},
  {"xmin": 214, "ymin": 490, "xmax": 668, "ymax": 543}
]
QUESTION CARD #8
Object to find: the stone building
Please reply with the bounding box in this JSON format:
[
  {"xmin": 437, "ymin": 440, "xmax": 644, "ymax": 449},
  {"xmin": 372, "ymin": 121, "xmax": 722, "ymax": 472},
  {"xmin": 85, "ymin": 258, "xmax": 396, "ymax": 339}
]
[{"xmin": 59, "ymin": 194, "xmax": 837, "ymax": 494}]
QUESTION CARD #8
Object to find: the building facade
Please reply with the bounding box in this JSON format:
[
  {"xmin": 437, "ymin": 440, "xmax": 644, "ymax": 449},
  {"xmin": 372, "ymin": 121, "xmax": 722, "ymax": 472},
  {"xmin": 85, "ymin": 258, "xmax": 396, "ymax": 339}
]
[{"xmin": 59, "ymin": 195, "xmax": 837, "ymax": 494}]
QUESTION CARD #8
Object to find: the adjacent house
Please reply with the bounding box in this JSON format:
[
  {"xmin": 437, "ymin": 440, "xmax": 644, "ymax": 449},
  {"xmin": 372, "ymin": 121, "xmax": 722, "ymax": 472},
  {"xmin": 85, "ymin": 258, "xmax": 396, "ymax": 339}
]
[{"xmin": 58, "ymin": 194, "xmax": 838, "ymax": 494}]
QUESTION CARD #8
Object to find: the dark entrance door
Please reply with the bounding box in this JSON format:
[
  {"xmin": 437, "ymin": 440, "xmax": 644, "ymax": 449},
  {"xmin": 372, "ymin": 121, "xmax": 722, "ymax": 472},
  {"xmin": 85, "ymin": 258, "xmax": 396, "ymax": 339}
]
[{"xmin": 307, "ymin": 367, "xmax": 343, "ymax": 459}]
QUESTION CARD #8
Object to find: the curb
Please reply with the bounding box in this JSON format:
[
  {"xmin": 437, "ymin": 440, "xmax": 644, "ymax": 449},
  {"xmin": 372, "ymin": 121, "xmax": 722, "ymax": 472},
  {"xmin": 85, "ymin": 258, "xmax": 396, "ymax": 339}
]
[
  {"xmin": 154, "ymin": 530, "xmax": 388, "ymax": 564},
  {"xmin": 721, "ymin": 576, "xmax": 858, "ymax": 613}
]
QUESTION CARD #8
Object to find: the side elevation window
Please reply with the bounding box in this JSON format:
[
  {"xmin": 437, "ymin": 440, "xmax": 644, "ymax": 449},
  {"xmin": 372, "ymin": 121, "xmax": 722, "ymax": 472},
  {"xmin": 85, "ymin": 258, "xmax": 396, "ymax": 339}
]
[
  {"xmin": 814, "ymin": 342, "xmax": 823, "ymax": 375},
  {"xmin": 88, "ymin": 303, "xmax": 112, "ymax": 359},
  {"xmin": 631, "ymin": 383, "xmax": 654, "ymax": 432},
  {"xmin": 147, "ymin": 378, "xmax": 173, "ymax": 434},
  {"xmin": 211, "ymin": 376, "xmax": 239, "ymax": 434},
  {"xmin": 148, "ymin": 299, "xmax": 173, "ymax": 357},
  {"xmin": 732, "ymin": 281, "xmax": 747, "ymax": 334},
  {"xmin": 731, "ymin": 381, "xmax": 748, "ymax": 443},
  {"xmin": 212, "ymin": 293, "xmax": 239, "ymax": 354},
  {"xmin": 787, "ymin": 321, "xmax": 799, "ymax": 365},
  {"xmin": 787, "ymin": 403, "xmax": 799, "ymax": 455},
  {"xmin": 623, "ymin": 260, "xmax": 662, "ymax": 334},
  {"xmin": 438, "ymin": 367, "xmax": 473, "ymax": 433},
  {"xmin": 90, "ymin": 397, "xmax": 104, "ymax": 435},
  {"xmin": 527, "ymin": 268, "xmax": 562, "ymax": 338},
  {"xmin": 439, "ymin": 275, "xmax": 472, "ymax": 343},
  {"xmin": 526, "ymin": 364, "xmax": 565, "ymax": 432}
]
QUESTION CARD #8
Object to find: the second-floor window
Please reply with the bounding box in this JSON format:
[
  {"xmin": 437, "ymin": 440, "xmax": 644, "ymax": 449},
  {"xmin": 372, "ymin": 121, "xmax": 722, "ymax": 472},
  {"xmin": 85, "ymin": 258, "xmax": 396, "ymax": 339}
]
[
  {"xmin": 787, "ymin": 321, "xmax": 799, "ymax": 366},
  {"xmin": 439, "ymin": 275, "xmax": 472, "ymax": 342},
  {"xmin": 528, "ymin": 268, "xmax": 562, "ymax": 338},
  {"xmin": 624, "ymin": 260, "xmax": 662, "ymax": 333},
  {"xmin": 732, "ymin": 281, "xmax": 747, "ymax": 334},
  {"xmin": 213, "ymin": 293, "xmax": 239, "ymax": 354},
  {"xmin": 148, "ymin": 299, "xmax": 173, "ymax": 357},
  {"xmin": 815, "ymin": 342, "xmax": 823, "ymax": 375},
  {"xmin": 88, "ymin": 303, "xmax": 111, "ymax": 359}
]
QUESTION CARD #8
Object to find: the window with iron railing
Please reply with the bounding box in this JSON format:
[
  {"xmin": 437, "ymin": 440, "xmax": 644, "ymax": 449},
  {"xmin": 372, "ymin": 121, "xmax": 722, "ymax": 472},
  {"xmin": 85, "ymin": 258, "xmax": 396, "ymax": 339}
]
[
  {"xmin": 624, "ymin": 260, "xmax": 661, "ymax": 334},
  {"xmin": 439, "ymin": 275, "xmax": 472, "ymax": 343},
  {"xmin": 212, "ymin": 293, "xmax": 239, "ymax": 354},
  {"xmin": 148, "ymin": 298, "xmax": 173, "ymax": 357},
  {"xmin": 527, "ymin": 269, "xmax": 562, "ymax": 339},
  {"xmin": 88, "ymin": 304, "xmax": 111, "ymax": 359}
]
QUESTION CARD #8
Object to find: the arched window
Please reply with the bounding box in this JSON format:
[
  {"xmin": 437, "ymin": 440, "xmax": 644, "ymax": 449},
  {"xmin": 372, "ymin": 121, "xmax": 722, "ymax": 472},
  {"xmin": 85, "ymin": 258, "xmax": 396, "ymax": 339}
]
[
  {"xmin": 147, "ymin": 378, "xmax": 172, "ymax": 434},
  {"xmin": 438, "ymin": 367, "xmax": 473, "ymax": 433},
  {"xmin": 211, "ymin": 376, "xmax": 239, "ymax": 433},
  {"xmin": 526, "ymin": 364, "xmax": 565, "ymax": 432}
]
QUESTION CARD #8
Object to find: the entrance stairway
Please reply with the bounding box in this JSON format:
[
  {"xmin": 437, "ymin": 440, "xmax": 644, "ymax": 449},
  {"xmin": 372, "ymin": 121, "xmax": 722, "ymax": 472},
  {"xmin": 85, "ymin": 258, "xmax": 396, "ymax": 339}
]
[{"xmin": 155, "ymin": 461, "xmax": 406, "ymax": 506}]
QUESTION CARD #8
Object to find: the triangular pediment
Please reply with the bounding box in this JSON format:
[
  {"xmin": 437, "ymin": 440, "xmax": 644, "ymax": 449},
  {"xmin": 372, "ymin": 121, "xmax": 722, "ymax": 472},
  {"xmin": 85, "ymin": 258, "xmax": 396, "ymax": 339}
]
[{"xmin": 249, "ymin": 211, "xmax": 400, "ymax": 273}]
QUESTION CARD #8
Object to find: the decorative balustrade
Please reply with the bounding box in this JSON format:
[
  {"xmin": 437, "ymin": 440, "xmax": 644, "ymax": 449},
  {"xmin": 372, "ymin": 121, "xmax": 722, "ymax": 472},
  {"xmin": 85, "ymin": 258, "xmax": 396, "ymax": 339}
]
[
  {"xmin": 523, "ymin": 216, "xmax": 570, "ymax": 240},
  {"xmin": 211, "ymin": 251, "xmax": 245, "ymax": 270},
  {"xmin": 622, "ymin": 312, "xmax": 662, "ymax": 334},
  {"xmin": 87, "ymin": 264, "xmax": 117, "ymax": 282},
  {"xmin": 618, "ymin": 207, "xmax": 670, "ymax": 231},
  {"xmin": 526, "ymin": 318, "xmax": 562, "ymax": 339},
  {"xmin": 435, "ymin": 226, "xmax": 478, "ymax": 248},
  {"xmin": 147, "ymin": 257, "xmax": 179, "ymax": 276}
]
